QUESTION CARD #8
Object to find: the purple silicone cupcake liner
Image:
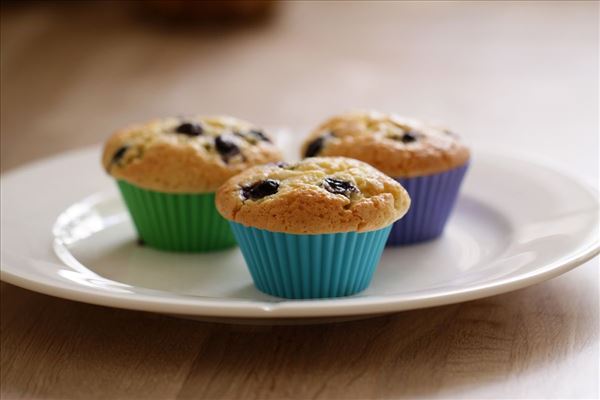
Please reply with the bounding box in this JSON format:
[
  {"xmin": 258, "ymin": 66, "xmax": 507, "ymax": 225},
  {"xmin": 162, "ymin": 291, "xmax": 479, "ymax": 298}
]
[{"xmin": 388, "ymin": 163, "xmax": 469, "ymax": 246}]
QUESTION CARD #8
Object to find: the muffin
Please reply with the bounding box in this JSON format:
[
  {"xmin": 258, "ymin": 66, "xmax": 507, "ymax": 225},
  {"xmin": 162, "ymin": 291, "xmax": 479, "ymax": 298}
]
[
  {"xmin": 301, "ymin": 110, "xmax": 470, "ymax": 245},
  {"xmin": 102, "ymin": 115, "xmax": 282, "ymax": 252},
  {"xmin": 216, "ymin": 157, "xmax": 411, "ymax": 298}
]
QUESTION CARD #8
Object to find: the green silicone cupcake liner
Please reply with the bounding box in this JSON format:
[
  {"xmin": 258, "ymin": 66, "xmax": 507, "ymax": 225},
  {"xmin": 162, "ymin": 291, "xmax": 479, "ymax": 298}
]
[
  {"xmin": 117, "ymin": 180, "xmax": 236, "ymax": 252},
  {"xmin": 229, "ymin": 222, "xmax": 393, "ymax": 299}
]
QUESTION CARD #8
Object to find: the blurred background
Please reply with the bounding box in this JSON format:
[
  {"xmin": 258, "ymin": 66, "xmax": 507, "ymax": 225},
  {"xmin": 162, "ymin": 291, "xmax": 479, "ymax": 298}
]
[{"xmin": 1, "ymin": 0, "xmax": 597, "ymax": 178}]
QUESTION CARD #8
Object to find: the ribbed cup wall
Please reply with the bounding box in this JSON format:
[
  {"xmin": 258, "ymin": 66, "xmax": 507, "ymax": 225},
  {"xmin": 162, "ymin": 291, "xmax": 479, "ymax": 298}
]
[
  {"xmin": 230, "ymin": 223, "xmax": 392, "ymax": 299},
  {"xmin": 117, "ymin": 181, "xmax": 236, "ymax": 252},
  {"xmin": 388, "ymin": 164, "xmax": 468, "ymax": 246}
]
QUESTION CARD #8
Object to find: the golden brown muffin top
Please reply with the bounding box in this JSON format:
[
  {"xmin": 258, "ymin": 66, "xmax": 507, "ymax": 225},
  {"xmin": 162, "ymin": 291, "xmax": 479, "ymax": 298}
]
[
  {"xmin": 216, "ymin": 157, "xmax": 411, "ymax": 234},
  {"xmin": 301, "ymin": 110, "xmax": 470, "ymax": 178},
  {"xmin": 102, "ymin": 116, "xmax": 283, "ymax": 193}
]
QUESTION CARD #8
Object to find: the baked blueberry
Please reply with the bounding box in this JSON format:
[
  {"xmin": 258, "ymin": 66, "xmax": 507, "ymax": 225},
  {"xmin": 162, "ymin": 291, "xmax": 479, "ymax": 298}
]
[
  {"xmin": 175, "ymin": 122, "xmax": 203, "ymax": 136},
  {"xmin": 400, "ymin": 131, "xmax": 419, "ymax": 143},
  {"xmin": 323, "ymin": 177, "xmax": 358, "ymax": 198},
  {"xmin": 267, "ymin": 161, "xmax": 290, "ymax": 168},
  {"xmin": 232, "ymin": 131, "xmax": 246, "ymax": 140},
  {"xmin": 233, "ymin": 129, "xmax": 272, "ymax": 144},
  {"xmin": 249, "ymin": 129, "xmax": 271, "ymax": 143},
  {"xmin": 304, "ymin": 136, "xmax": 326, "ymax": 157},
  {"xmin": 242, "ymin": 179, "xmax": 279, "ymax": 200},
  {"xmin": 215, "ymin": 135, "xmax": 241, "ymax": 162},
  {"xmin": 111, "ymin": 145, "xmax": 129, "ymax": 165}
]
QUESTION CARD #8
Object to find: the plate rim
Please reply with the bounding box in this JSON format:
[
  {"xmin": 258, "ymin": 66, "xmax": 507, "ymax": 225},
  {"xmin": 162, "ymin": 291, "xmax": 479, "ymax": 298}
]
[{"xmin": 1, "ymin": 146, "xmax": 599, "ymax": 319}]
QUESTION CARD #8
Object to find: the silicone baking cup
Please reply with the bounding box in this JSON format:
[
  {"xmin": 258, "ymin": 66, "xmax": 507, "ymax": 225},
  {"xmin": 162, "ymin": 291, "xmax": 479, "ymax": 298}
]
[
  {"xmin": 229, "ymin": 222, "xmax": 393, "ymax": 299},
  {"xmin": 117, "ymin": 181, "xmax": 236, "ymax": 252},
  {"xmin": 388, "ymin": 163, "xmax": 469, "ymax": 246}
]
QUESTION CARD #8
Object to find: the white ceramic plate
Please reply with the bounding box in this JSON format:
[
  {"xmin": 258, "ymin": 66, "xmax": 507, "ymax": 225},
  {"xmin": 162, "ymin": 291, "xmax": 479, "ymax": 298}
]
[{"xmin": 1, "ymin": 140, "xmax": 598, "ymax": 322}]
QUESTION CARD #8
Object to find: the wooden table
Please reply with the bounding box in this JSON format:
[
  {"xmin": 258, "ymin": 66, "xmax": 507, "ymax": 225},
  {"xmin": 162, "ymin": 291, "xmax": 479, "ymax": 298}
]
[{"xmin": 1, "ymin": 2, "xmax": 598, "ymax": 398}]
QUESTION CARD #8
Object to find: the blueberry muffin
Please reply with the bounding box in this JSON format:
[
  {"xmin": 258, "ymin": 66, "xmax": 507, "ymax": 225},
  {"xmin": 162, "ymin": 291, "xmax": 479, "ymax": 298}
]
[
  {"xmin": 216, "ymin": 157, "xmax": 411, "ymax": 298},
  {"xmin": 102, "ymin": 115, "xmax": 282, "ymax": 252},
  {"xmin": 301, "ymin": 110, "xmax": 470, "ymax": 245}
]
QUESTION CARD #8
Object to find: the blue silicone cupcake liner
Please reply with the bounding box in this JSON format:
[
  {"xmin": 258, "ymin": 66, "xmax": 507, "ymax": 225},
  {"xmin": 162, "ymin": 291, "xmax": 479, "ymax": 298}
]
[
  {"xmin": 229, "ymin": 222, "xmax": 393, "ymax": 299},
  {"xmin": 388, "ymin": 163, "xmax": 469, "ymax": 246}
]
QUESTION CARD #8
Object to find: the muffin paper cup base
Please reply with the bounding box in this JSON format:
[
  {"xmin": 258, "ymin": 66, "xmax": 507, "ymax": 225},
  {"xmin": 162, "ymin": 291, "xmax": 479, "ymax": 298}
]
[
  {"xmin": 117, "ymin": 181, "xmax": 236, "ymax": 252},
  {"xmin": 388, "ymin": 163, "xmax": 469, "ymax": 246},
  {"xmin": 230, "ymin": 222, "xmax": 392, "ymax": 299}
]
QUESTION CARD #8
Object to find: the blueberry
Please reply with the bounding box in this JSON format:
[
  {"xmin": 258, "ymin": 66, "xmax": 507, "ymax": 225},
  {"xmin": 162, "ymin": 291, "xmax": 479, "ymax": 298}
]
[
  {"xmin": 304, "ymin": 136, "xmax": 326, "ymax": 158},
  {"xmin": 111, "ymin": 145, "xmax": 129, "ymax": 165},
  {"xmin": 400, "ymin": 131, "xmax": 420, "ymax": 143},
  {"xmin": 249, "ymin": 129, "xmax": 271, "ymax": 143},
  {"xmin": 242, "ymin": 179, "xmax": 280, "ymax": 200},
  {"xmin": 215, "ymin": 135, "xmax": 240, "ymax": 162},
  {"xmin": 234, "ymin": 129, "xmax": 272, "ymax": 144},
  {"xmin": 323, "ymin": 178, "xmax": 358, "ymax": 198},
  {"xmin": 268, "ymin": 161, "xmax": 295, "ymax": 170},
  {"xmin": 268, "ymin": 161, "xmax": 289, "ymax": 168},
  {"xmin": 175, "ymin": 122, "xmax": 203, "ymax": 136}
]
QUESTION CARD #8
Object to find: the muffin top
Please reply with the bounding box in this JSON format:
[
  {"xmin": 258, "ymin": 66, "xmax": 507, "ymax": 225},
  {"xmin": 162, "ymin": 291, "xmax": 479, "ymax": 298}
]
[
  {"xmin": 102, "ymin": 116, "xmax": 283, "ymax": 193},
  {"xmin": 300, "ymin": 110, "xmax": 470, "ymax": 178},
  {"xmin": 216, "ymin": 157, "xmax": 411, "ymax": 234}
]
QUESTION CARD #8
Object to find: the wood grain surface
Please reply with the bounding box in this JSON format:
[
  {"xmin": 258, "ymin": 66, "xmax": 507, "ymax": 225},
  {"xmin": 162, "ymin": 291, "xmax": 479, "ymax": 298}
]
[{"xmin": 1, "ymin": 1, "xmax": 598, "ymax": 399}]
